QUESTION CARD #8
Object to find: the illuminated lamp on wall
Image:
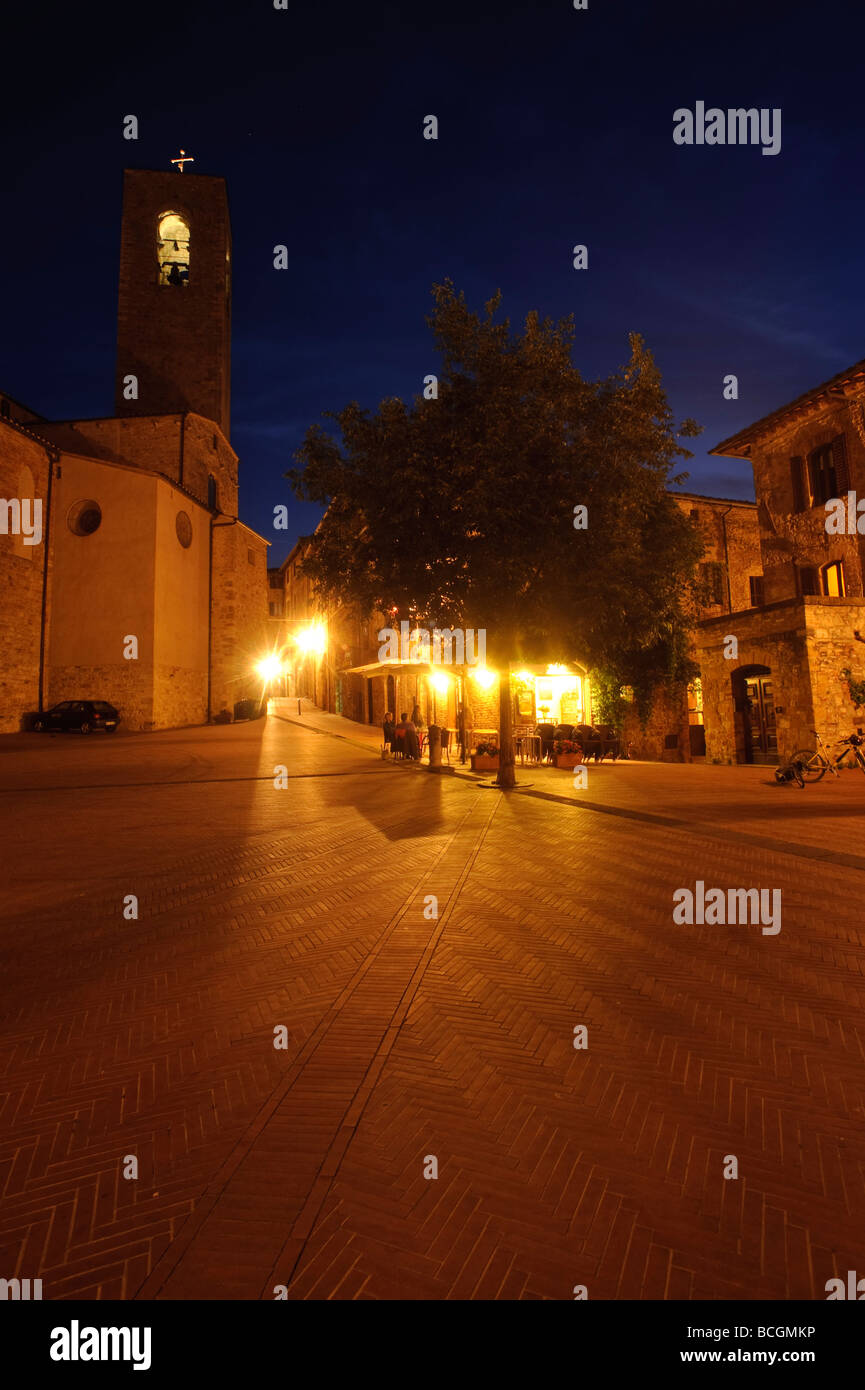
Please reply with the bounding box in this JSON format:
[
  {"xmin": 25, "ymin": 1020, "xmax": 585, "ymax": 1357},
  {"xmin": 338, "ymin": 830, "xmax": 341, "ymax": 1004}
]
[{"xmin": 470, "ymin": 667, "xmax": 497, "ymax": 690}]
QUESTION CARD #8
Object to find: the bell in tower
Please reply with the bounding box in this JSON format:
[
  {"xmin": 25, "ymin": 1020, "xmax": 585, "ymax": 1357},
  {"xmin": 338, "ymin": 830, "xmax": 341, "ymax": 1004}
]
[{"xmin": 114, "ymin": 166, "xmax": 231, "ymax": 438}]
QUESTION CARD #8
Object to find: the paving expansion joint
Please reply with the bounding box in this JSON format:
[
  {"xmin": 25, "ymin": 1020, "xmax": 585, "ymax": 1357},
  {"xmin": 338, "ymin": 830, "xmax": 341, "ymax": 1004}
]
[{"xmin": 134, "ymin": 787, "xmax": 502, "ymax": 1300}]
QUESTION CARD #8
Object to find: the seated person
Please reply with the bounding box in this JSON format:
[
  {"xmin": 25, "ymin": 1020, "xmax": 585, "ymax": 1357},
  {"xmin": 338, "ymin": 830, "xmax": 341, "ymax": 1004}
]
[
  {"xmin": 576, "ymin": 723, "xmax": 603, "ymax": 761},
  {"xmin": 382, "ymin": 711, "xmax": 396, "ymax": 752},
  {"xmin": 595, "ymin": 724, "xmax": 620, "ymax": 759}
]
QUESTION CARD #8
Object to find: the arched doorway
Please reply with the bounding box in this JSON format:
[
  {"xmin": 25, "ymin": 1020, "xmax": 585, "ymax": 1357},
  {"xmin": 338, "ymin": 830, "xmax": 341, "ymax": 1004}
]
[{"xmin": 732, "ymin": 665, "xmax": 778, "ymax": 764}]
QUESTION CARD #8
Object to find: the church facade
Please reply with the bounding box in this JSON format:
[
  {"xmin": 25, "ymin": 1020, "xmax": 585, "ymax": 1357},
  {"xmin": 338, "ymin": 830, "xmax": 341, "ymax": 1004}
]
[{"xmin": 0, "ymin": 169, "xmax": 269, "ymax": 733}]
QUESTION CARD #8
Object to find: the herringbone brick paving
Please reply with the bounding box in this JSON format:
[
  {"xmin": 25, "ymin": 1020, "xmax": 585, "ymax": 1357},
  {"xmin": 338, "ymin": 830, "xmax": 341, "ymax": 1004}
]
[{"xmin": 1, "ymin": 714, "xmax": 864, "ymax": 1298}]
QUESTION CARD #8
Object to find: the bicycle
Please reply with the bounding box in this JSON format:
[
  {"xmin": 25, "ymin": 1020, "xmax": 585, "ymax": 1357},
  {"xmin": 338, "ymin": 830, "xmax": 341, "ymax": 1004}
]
[
  {"xmin": 786, "ymin": 728, "xmax": 865, "ymax": 783},
  {"xmin": 774, "ymin": 758, "xmax": 805, "ymax": 787}
]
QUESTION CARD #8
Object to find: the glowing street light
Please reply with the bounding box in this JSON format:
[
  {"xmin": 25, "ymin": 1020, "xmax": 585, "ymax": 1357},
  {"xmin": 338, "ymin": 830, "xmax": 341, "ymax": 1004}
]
[
  {"xmin": 295, "ymin": 623, "xmax": 327, "ymax": 655},
  {"xmin": 256, "ymin": 654, "xmax": 283, "ymax": 682}
]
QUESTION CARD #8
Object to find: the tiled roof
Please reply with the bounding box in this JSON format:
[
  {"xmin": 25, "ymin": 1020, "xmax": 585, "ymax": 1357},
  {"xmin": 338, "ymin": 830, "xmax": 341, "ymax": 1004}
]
[{"xmin": 711, "ymin": 357, "xmax": 865, "ymax": 457}]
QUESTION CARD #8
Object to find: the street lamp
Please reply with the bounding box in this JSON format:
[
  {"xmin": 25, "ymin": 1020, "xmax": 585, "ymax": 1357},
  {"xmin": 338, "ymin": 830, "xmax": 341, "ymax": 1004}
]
[
  {"xmin": 256, "ymin": 655, "xmax": 283, "ymax": 683},
  {"xmin": 296, "ymin": 623, "xmax": 327, "ymax": 656}
]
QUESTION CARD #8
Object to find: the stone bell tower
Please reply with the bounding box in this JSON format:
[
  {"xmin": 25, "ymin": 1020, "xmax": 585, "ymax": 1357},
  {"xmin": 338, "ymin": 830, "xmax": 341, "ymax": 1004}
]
[{"xmin": 114, "ymin": 165, "xmax": 231, "ymax": 438}]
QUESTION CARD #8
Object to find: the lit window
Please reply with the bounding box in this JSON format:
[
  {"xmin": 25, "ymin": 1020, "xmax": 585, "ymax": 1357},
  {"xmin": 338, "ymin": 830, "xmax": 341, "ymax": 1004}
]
[
  {"xmin": 687, "ymin": 678, "xmax": 704, "ymax": 726},
  {"xmin": 822, "ymin": 561, "xmax": 846, "ymax": 597},
  {"xmin": 158, "ymin": 212, "xmax": 190, "ymax": 286}
]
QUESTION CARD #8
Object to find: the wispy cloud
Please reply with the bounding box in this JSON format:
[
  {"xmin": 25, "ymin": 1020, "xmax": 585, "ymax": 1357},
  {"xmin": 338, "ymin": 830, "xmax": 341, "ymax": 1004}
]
[{"xmin": 645, "ymin": 272, "xmax": 852, "ymax": 365}]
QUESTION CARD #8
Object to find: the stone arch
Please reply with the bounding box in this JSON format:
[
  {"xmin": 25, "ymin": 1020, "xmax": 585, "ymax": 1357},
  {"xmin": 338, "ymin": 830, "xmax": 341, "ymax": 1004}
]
[
  {"xmin": 157, "ymin": 211, "xmax": 190, "ymax": 286},
  {"xmin": 731, "ymin": 663, "xmax": 777, "ymax": 764}
]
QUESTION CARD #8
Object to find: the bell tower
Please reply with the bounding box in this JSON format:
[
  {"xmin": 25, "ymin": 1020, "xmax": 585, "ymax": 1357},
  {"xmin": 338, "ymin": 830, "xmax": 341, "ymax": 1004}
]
[{"xmin": 114, "ymin": 166, "xmax": 231, "ymax": 438}]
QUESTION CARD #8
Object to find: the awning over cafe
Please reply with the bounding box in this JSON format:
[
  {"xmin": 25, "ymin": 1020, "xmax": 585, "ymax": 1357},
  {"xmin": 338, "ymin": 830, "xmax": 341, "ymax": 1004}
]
[{"xmin": 342, "ymin": 661, "xmax": 440, "ymax": 677}]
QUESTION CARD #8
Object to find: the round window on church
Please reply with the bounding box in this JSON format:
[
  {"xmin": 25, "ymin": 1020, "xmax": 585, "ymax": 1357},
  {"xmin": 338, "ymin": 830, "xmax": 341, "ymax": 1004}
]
[
  {"xmin": 67, "ymin": 499, "xmax": 102, "ymax": 537},
  {"xmin": 175, "ymin": 510, "xmax": 193, "ymax": 548}
]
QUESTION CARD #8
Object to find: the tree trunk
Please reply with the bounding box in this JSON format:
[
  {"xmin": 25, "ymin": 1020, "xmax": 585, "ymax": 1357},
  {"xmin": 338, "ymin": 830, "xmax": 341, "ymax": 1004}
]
[{"xmin": 496, "ymin": 665, "xmax": 516, "ymax": 789}]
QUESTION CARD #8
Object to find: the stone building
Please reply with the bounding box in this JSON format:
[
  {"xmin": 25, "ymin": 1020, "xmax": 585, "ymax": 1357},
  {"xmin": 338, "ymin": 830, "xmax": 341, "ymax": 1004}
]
[
  {"xmin": 618, "ymin": 492, "xmax": 762, "ymax": 762},
  {"xmin": 0, "ymin": 168, "xmax": 268, "ymax": 733},
  {"xmin": 700, "ymin": 359, "xmax": 865, "ymax": 763}
]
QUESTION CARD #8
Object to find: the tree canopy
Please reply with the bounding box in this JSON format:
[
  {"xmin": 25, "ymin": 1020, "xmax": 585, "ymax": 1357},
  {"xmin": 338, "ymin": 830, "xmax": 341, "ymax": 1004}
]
[{"xmin": 288, "ymin": 280, "xmax": 705, "ymax": 783}]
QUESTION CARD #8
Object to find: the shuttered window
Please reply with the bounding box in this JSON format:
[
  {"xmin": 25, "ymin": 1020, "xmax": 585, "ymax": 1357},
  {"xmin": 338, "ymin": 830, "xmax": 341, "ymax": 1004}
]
[
  {"xmin": 832, "ymin": 434, "xmax": 850, "ymax": 494},
  {"xmin": 797, "ymin": 566, "xmax": 820, "ymax": 596},
  {"xmin": 700, "ymin": 561, "xmax": 726, "ymax": 605},
  {"xmin": 749, "ymin": 575, "xmax": 765, "ymax": 606},
  {"xmin": 790, "ymin": 455, "xmax": 807, "ymax": 511},
  {"xmin": 807, "ymin": 441, "xmax": 840, "ymax": 505}
]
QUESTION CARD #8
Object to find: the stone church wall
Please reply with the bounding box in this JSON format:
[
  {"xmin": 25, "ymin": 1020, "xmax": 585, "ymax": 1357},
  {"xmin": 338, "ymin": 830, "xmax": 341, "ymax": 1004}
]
[
  {"xmin": 0, "ymin": 423, "xmax": 52, "ymax": 731},
  {"xmin": 151, "ymin": 480, "xmax": 210, "ymax": 727},
  {"xmin": 40, "ymin": 413, "xmax": 239, "ymax": 517},
  {"xmin": 46, "ymin": 454, "xmax": 159, "ymax": 728},
  {"xmin": 210, "ymin": 521, "xmax": 270, "ymax": 718}
]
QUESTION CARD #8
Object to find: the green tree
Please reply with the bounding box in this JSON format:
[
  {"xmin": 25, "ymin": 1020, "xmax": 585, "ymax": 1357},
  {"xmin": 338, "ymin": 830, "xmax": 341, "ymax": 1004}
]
[{"xmin": 288, "ymin": 281, "xmax": 704, "ymax": 788}]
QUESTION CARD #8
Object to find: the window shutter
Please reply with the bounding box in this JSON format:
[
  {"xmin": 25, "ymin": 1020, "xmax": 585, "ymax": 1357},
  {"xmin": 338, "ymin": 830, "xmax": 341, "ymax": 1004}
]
[
  {"xmin": 790, "ymin": 456, "xmax": 806, "ymax": 511},
  {"xmin": 798, "ymin": 566, "xmax": 819, "ymax": 597},
  {"xmin": 749, "ymin": 575, "xmax": 765, "ymax": 606},
  {"xmin": 832, "ymin": 435, "xmax": 850, "ymax": 494}
]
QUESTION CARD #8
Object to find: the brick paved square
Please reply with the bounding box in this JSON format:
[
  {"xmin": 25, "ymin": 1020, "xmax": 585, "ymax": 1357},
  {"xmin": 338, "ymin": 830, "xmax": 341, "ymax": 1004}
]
[{"xmin": 1, "ymin": 713, "xmax": 864, "ymax": 1300}]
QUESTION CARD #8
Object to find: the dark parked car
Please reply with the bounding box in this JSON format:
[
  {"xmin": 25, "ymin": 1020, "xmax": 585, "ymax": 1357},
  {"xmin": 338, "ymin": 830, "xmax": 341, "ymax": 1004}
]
[{"xmin": 33, "ymin": 700, "xmax": 120, "ymax": 734}]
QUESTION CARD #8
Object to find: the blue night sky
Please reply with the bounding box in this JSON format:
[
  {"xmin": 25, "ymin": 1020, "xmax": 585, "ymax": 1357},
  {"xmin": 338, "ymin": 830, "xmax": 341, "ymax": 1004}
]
[{"xmin": 1, "ymin": 0, "xmax": 863, "ymax": 564}]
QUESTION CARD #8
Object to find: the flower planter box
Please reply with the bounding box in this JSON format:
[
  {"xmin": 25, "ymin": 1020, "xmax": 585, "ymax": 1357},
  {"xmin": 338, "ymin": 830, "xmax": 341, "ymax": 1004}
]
[
  {"xmin": 553, "ymin": 752, "xmax": 583, "ymax": 768},
  {"xmin": 470, "ymin": 754, "xmax": 500, "ymax": 772}
]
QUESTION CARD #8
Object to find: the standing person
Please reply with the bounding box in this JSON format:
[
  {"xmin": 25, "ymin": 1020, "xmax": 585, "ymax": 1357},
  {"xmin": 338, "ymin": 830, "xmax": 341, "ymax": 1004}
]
[
  {"xmin": 410, "ymin": 700, "xmax": 423, "ymax": 729},
  {"xmin": 404, "ymin": 712, "xmax": 420, "ymax": 760},
  {"xmin": 393, "ymin": 712, "xmax": 408, "ymax": 759}
]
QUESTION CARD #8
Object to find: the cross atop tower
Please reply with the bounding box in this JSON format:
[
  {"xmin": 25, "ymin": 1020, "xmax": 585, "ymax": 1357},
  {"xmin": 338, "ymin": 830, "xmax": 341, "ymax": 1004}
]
[{"xmin": 171, "ymin": 149, "xmax": 194, "ymax": 172}]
